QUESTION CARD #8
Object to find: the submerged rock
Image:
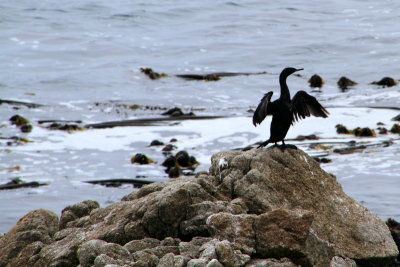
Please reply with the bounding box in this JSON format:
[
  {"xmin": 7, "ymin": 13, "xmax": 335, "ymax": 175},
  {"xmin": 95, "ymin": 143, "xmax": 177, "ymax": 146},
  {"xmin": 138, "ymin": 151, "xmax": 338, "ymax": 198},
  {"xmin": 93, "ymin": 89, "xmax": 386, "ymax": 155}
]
[
  {"xmin": 391, "ymin": 124, "xmax": 400, "ymax": 134},
  {"xmin": 130, "ymin": 153, "xmax": 155, "ymax": 164},
  {"xmin": 336, "ymin": 124, "xmax": 376, "ymax": 137},
  {"xmin": 337, "ymin": 76, "xmax": 358, "ymax": 90},
  {"xmin": 9, "ymin": 114, "xmax": 33, "ymax": 133},
  {"xmin": 308, "ymin": 74, "xmax": 325, "ymax": 88},
  {"xmin": 392, "ymin": 114, "xmax": 400, "ymax": 122},
  {"xmin": 149, "ymin": 139, "xmax": 164, "ymax": 146},
  {"xmin": 371, "ymin": 77, "xmax": 398, "ymax": 87},
  {"xmin": 353, "ymin": 127, "xmax": 376, "ymax": 137},
  {"xmin": 0, "ymin": 148, "xmax": 397, "ymax": 266},
  {"xmin": 9, "ymin": 114, "xmax": 30, "ymax": 126},
  {"xmin": 335, "ymin": 124, "xmax": 350, "ymax": 134}
]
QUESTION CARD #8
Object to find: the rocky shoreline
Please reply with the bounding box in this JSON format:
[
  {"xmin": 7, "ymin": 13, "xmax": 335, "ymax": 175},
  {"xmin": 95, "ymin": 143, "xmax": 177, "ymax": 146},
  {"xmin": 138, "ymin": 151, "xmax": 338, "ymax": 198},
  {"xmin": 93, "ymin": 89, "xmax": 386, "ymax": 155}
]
[{"xmin": 0, "ymin": 147, "xmax": 398, "ymax": 266}]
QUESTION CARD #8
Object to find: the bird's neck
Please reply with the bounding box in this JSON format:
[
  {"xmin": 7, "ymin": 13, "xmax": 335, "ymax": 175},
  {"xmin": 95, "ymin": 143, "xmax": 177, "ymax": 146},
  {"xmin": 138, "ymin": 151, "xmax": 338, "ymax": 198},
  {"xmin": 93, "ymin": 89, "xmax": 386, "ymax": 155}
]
[{"xmin": 279, "ymin": 75, "xmax": 291, "ymax": 101}]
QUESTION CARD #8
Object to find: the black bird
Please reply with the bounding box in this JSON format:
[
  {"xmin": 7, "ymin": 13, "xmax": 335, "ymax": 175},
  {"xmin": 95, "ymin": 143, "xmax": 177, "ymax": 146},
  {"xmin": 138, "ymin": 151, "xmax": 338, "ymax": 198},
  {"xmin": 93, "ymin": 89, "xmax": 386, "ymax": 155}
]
[{"xmin": 253, "ymin": 67, "xmax": 329, "ymax": 148}]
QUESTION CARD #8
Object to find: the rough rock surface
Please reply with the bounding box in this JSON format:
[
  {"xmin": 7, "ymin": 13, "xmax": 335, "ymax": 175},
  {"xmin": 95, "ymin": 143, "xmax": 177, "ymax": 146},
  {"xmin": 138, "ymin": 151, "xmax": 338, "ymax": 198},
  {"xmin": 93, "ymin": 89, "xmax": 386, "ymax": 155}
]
[{"xmin": 0, "ymin": 147, "xmax": 397, "ymax": 267}]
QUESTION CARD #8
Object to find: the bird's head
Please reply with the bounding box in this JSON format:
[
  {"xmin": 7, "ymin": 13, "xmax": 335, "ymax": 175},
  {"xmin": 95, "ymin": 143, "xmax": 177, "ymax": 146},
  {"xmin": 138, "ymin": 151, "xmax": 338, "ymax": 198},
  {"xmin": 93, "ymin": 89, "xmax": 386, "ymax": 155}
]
[{"xmin": 280, "ymin": 67, "xmax": 303, "ymax": 78}]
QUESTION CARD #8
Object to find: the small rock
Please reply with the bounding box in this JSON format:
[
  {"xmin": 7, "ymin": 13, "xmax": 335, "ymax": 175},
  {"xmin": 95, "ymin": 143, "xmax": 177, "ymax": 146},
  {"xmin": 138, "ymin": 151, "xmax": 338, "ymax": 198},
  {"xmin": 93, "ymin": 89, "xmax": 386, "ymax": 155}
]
[
  {"xmin": 335, "ymin": 124, "xmax": 350, "ymax": 134},
  {"xmin": 378, "ymin": 127, "xmax": 388, "ymax": 134},
  {"xmin": 371, "ymin": 77, "xmax": 398, "ymax": 87},
  {"xmin": 162, "ymin": 144, "xmax": 177, "ymax": 152},
  {"xmin": 176, "ymin": 150, "xmax": 191, "ymax": 167},
  {"xmin": 150, "ymin": 139, "xmax": 164, "ymax": 146},
  {"xmin": 391, "ymin": 124, "xmax": 400, "ymax": 134},
  {"xmin": 131, "ymin": 153, "xmax": 154, "ymax": 164},
  {"xmin": 162, "ymin": 156, "xmax": 176, "ymax": 168},
  {"xmin": 9, "ymin": 114, "xmax": 30, "ymax": 126},
  {"xmin": 313, "ymin": 157, "xmax": 332, "ymax": 164},
  {"xmin": 337, "ymin": 76, "xmax": 358, "ymax": 90},
  {"xmin": 308, "ymin": 74, "xmax": 325, "ymax": 88},
  {"xmin": 20, "ymin": 124, "xmax": 33, "ymax": 133},
  {"xmin": 170, "ymin": 138, "xmax": 178, "ymax": 142},
  {"xmin": 168, "ymin": 166, "xmax": 181, "ymax": 178},
  {"xmin": 162, "ymin": 107, "xmax": 184, "ymax": 116},
  {"xmin": 124, "ymin": 238, "xmax": 160, "ymax": 253},
  {"xmin": 206, "ymin": 259, "xmax": 223, "ymax": 267},
  {"xmin": 392, "ymin": 114, "xmax": 400, "ymax": 122}
]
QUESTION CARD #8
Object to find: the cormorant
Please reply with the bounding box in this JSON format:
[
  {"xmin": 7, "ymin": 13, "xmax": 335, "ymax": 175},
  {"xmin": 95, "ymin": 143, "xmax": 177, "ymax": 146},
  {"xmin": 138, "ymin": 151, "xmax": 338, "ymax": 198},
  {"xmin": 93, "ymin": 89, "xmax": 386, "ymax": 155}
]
[{"xmin": 253, "ymin": 67, "xmax": 329, "ymax": 148}]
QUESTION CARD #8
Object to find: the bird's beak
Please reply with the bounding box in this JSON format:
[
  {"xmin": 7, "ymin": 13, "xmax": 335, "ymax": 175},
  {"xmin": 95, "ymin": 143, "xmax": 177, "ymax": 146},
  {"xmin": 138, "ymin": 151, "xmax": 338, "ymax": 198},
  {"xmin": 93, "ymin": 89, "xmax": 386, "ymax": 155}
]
[{"xmin": 295, "ymin": 68, "xmax": 304, "ymax": 72}]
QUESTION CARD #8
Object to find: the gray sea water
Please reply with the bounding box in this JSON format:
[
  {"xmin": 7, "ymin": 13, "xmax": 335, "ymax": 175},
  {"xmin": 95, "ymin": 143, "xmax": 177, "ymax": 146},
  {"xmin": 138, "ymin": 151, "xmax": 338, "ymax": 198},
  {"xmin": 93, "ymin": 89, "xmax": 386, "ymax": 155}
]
[{"xmin": 1, "ymin": 0, "xmax": 400, "ymax": 233}]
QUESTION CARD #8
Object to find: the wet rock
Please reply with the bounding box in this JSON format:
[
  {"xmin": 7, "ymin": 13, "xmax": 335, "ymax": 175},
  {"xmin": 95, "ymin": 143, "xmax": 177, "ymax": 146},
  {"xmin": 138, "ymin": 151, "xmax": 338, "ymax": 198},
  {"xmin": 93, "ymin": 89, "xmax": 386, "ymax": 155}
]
[
  {"xmin": 378, "ymin": 127, "xmax": 388, "ymax": 134},
  {"xmin": 162, "ymin": 107, "xmax": 184, "ymax": 116},
  {"xmin": 371, "ymin": 77, "xmax": 398, "ymax": 87},
  {"xmin": 337, "ymin": 76, "xmax": 357, "ymax": 91},
  {"xmin": 391, "ymin": 124, "xmax": 400, "ymax": 134},
  {"xmin": 9, "ymin": 114, "xmax": 30, "ymax": 126},
  {"xmin": 162, "ymin": 144, "xmax": 177, "ymax": 152},
  {"xmin": 353, "ymin": 127, "xmax": 376, "ymax": 137},
  {"xmin": 308, "ymin": 74, "xmax": 325, "ymax": 88},
  {"xmin": 392, "ymin": 114, "xmax": 400, "ymax": 122},
  {"xmin": 140, "ymin": 67, "xmax": 167, "ymax": 80},
  {"xmin": 149, "ymin": 139, "xmax": 164, "ymax": 146},
  {"xmin": 168, "ymin": 166, "xmax": 181, "ymax": 178},
  {"xmin": 161, "ymin": 107, "xmax": 195, "ymax": 117},
  {"xmin": 131, "ymin": 153, "xmax": 155, "ymax": 164},
  {"xmin": 313, "ymin": 157, "xmax": 332, "ymax": 163},
  {"xmin": 162, "ymin": 155, "xmax": 176, "ymax": 168},
  {"xmin": 20, "ymin": 124, "xmax": 33, "ymax": 133},
  {"xmin": 9, "ymin": 114, "xmax": 33, "ymax": 133},
  {"xmin": 170, "ymin": 138, "xmax": 178, "ymax": 142},
  {"xmin": 335, "ymin": 124, "xmax": 350, "ymax": 134}
]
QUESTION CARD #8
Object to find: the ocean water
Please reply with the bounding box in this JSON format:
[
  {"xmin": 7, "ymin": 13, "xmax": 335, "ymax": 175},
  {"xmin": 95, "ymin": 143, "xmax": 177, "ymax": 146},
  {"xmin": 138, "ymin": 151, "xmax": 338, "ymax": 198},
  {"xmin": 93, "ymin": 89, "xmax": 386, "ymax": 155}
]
[{"xmin": 1, "ymin": 0, "xmax": 400, "ymax": 233}]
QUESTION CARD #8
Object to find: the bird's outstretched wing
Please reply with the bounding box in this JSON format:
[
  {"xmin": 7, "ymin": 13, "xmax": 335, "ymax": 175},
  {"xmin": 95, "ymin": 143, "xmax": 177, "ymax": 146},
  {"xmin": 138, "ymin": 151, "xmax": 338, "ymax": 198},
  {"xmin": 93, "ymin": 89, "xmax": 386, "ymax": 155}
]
[
  {"xmin": 292, "ymin": 90, "xmax": 329, "ymax": 122},
  {"xmin": 253, "ymin": 91, "xmax": 273, "ymax": 126}
]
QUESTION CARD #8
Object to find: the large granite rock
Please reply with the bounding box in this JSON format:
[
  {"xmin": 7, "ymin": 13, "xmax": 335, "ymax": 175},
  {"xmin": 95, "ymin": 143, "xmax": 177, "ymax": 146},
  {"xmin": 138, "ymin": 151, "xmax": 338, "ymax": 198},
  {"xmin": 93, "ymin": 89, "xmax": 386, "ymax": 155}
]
[{"xmin": 0, "ymin": 147, "xmax": 397, "ymax": 267}]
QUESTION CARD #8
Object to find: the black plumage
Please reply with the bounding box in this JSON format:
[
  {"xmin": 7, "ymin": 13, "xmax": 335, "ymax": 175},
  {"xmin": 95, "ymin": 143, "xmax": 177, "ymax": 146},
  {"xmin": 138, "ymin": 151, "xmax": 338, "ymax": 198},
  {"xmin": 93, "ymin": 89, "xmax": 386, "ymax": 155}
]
[{"xmin": 253, "ymin": 67, "xmax": 329, "ymax": 148}]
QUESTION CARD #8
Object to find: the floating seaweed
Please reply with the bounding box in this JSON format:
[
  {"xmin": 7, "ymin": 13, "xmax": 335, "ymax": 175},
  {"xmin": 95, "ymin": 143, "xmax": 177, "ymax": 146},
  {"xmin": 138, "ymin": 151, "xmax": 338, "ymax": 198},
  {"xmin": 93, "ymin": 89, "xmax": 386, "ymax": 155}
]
[
  {"xmin": 84, "ymin": 178, "xmax": 154, "ymax": 188},
  {"xmin": 140, "ymin": 68, "xmax": 168, "ymax": 79},
  {"xmin": 0, "ymin": 177, "xmax": 47, "ymax": 190},
  {"xmin": 0, "ymin": 99, "xmax": 43, "ymax": 108}
]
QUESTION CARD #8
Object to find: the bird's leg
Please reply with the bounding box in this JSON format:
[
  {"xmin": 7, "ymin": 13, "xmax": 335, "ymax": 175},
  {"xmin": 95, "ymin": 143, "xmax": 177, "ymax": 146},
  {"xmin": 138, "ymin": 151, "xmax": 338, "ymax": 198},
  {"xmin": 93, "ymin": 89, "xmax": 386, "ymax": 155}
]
[{"xmin": 257, "ymin": 140, "xmax": 270, "ymax": 149}]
